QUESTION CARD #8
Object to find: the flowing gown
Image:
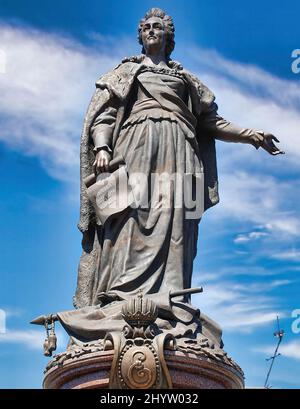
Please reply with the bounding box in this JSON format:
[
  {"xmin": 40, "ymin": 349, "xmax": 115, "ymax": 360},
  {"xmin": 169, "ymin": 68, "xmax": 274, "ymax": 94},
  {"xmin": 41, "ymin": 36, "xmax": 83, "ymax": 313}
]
[{"xmin": 90, "ymin": 66, "xmax": 204, "ymax": 306}]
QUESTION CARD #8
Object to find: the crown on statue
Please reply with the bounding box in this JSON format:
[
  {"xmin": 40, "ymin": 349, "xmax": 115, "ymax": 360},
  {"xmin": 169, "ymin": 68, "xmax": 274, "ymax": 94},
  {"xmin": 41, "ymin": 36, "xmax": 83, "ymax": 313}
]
[{"xmin": 122, "ymin": 290, "xmax": 158, "ymax": 328}]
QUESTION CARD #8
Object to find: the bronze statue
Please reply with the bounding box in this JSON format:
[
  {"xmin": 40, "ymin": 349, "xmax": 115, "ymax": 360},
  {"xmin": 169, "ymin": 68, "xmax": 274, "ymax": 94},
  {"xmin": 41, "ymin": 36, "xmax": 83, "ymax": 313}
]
[
  {"xmin": 33, "ymin": 8, "xmax": 283, "ymax": 368},
  {"xmin": 74, "ymin": 7, "xmax": 282, "ymax": 309}
]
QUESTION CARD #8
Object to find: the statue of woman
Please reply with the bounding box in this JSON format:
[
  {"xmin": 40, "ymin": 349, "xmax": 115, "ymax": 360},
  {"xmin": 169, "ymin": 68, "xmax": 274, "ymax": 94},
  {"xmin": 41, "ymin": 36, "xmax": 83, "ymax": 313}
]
[{"xmin": 58, "ymin": 8, "xmax": 283, "ymax": 346}]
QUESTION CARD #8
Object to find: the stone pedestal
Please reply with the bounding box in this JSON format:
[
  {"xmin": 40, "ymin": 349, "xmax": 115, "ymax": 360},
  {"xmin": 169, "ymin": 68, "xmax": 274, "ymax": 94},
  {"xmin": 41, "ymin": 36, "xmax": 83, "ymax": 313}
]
[{"xmin": 43, "ymin": 349, "xmax": 244, "ymax": 389}]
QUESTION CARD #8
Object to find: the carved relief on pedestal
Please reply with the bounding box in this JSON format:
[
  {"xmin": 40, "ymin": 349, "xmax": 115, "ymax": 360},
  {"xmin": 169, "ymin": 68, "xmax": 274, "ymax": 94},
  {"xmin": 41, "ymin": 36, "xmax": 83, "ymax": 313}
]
[{"xmin": 106, "ymin": 291, "xmax": 174, "ymax": 389}]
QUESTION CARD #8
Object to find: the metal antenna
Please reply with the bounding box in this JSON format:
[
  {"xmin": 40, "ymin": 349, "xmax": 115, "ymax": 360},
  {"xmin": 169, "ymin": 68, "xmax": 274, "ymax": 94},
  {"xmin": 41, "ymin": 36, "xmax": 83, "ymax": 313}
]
[{"xmin": 264, "ymin": 315, "xmax": 285, "ymax": 389}]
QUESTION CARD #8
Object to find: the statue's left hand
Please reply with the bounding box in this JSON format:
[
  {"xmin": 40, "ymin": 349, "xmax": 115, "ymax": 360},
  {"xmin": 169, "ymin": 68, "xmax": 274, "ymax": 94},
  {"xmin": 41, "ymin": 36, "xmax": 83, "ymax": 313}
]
[{"xmin": 261, "ymin": 132, "xmax": 285, "ymax": 155}]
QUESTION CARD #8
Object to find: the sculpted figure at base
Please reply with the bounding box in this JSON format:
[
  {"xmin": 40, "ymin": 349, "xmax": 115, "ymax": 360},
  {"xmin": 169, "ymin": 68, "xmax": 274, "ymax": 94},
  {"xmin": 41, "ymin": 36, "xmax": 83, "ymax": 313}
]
[{"xmin": 32, "ymin": 8, "xmax": 283, "ymax": 381}]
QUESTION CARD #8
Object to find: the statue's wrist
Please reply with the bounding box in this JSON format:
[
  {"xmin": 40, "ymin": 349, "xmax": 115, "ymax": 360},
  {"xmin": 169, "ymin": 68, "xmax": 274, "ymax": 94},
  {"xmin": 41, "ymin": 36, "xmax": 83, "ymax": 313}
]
[
  {"xmin": 250, "ymin": 130, "xmax": 264, "ymax": 149},
  {"xmin": 93, "ymin": 144, "xmax": 112, "ymax": 154}
]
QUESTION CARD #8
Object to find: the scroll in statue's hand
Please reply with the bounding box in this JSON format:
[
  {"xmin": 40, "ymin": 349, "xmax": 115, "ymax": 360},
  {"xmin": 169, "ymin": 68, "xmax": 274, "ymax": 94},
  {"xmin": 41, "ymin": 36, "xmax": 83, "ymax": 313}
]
[
  {"xmin": 260, "ymin": 132, "xmax": 285, "ymax": 156},
  {"xmin": 93, "ymin": 149, "xmax": 112, "ymax": 173}
]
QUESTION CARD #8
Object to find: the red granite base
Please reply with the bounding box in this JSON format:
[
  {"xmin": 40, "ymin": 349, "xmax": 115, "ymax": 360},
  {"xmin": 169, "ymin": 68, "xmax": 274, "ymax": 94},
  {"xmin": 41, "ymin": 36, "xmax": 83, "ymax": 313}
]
[{"xmin": 43, "ymin": 349, "xmax": 244, "ymax": 389}]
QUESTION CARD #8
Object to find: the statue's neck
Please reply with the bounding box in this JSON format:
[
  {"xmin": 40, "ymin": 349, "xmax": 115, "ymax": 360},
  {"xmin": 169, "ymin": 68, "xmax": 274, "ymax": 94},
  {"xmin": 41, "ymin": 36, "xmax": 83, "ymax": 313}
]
[{"xmin": 143, "ymin": 54, "xmax": 168, "ymax": 68}]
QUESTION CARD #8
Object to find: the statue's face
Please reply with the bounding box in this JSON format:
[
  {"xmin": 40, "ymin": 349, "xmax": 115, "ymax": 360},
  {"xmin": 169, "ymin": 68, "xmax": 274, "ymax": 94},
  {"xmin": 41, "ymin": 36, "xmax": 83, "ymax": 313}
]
[{"xmin": 141, "ymin": 16, "xmax": 166, "ymax": 55}]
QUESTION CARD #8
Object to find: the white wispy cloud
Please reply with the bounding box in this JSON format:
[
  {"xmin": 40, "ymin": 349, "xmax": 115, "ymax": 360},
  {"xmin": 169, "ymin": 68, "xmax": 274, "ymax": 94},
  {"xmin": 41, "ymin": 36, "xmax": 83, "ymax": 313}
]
[
  {"xmin": 188, "ymin": 46, "xmax": 300, "ymax": 110},
  {"xmin": 253, "ymin": 340, "xmax": 300, "ymax": 361},
  {"xmin": 209, "ymin": 171, "xmax": 300, "ymax": 241},
  {"xmin": 234, "ymin": 231, "xmax": 269, "ymax": 243},
  {"xmin": 0, "ymin": 310, "xmax": 5, "ymax": 334},
  {"xmin": 197, "ymin": 265, "xmax": 289, "ymax": 279},
  {"xmin": 0, "ymin": 328, "xmax": 67, "ymax": 350},
  {"xmin": 0, "ymin": 307, "xmax": 25, "ymax": 318},
  {"xmin": 0, "ymin": 329, "xmax": 45, "ymax": 349},
  {"xmin": 0, "ymin": 23, "xmax": 123, "ymax": 181},
  {"xmin": 271, "ymin": 250, "xmax": 300, "ymax": 261},
  {"xmin": 193, "ymin": 275, "xmax": 288, "ymax": 333},
  {"xmin": 186, "ymin": 47, "xmax": 300, "ymax": 242},
  {"xmin": 189, "ymin": 46, "xmax": 300, "ymax": 166}
]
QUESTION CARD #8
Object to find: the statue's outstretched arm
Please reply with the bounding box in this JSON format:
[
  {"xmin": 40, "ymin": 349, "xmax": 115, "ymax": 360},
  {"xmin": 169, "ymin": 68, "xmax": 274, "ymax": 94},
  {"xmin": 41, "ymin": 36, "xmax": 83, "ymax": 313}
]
[{"xmin": 200, "ymin": 103, "xmax": 284, "ymax": 156}]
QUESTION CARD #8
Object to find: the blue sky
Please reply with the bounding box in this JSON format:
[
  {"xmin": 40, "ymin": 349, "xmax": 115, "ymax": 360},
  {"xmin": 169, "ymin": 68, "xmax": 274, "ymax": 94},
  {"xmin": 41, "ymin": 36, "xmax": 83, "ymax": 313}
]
[{"xmin": 0, "ymin": 0, "xmax": 300, "ymax": 389}]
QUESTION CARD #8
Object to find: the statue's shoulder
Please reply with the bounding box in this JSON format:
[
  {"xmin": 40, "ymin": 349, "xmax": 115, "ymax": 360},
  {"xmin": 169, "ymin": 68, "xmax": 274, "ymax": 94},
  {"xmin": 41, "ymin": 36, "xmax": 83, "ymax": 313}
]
[
  {"xmin": 167, "ymin": 60, "xmax": 215, "ymax": 103},
  {"xmin": 180, "ymin": 66, "xmax": 216, "ymax": 107},
  {"xmin": 95, "ymin": 56, "xmax": 143, "ymax": 99},
  {"xmin": 95, "ymin": 55, "xmax": 143, "ymax": 86}
]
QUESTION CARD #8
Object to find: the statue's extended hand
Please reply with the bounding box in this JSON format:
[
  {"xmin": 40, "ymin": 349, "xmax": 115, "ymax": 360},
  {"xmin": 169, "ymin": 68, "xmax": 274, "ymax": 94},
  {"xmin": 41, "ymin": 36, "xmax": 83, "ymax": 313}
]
[
  {"xmin": 93, "ymin": 149, "xmax": 112, "ymax": 173},
  {"xmin": 261, "ymin": 132, "xmax": 285, "ymax": 156}
]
